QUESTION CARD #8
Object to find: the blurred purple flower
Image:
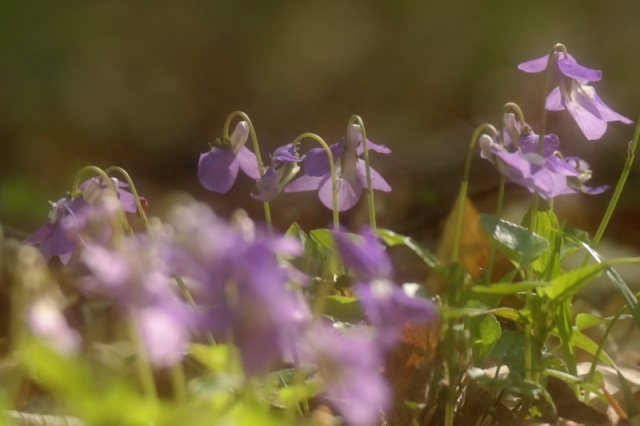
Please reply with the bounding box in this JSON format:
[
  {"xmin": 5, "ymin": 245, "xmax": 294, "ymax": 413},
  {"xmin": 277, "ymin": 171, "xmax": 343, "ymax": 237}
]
[
  {"xmin": 253, "ymin": 143, "xmax": 303, "ymax": 201},
  {"xmin": 333, "ymin": 229, "xmax": 392, "ymax": 280},
  {"xmin": 334, "ymin": 228, "xmax": 437, "ymax": 350},
  {"xmin": 518, "ymin": 51, "xmax": 631, "ymax": 140},
  {"xmin": 285, "ymin": 124, "xmax": 391, "ymax": 211},
  {"xmin": 79, "ymin": 176, "xmax": 142, "ymax": 214},
  {"xmin": 298, "ymin": 323, "xmax": 390, "ymax": 426},
  {"xmin": 155, "ymin": 201, "xmax": 309, "ymax": 374},
  {"xmin": 480, "ymin": 118, "xmax": 608, "ymax": 198},
  {"xmin": 28, "ymin": 297, "xmax": 81, "ymax": 356},
  {"xmin": 198, "ymin": 121, "xmax": 261, "ymax": 193},
  {"xmin": 24, "ymin": 196, "xmax": 102, "ymax": 265},
  {"xmin": 82, "ymin": 238, "xmax": 195, "ymax": 367}
]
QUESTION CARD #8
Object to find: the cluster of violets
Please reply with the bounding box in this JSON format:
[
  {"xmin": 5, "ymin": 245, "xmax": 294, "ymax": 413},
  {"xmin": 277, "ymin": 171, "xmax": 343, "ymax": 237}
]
[
  {"xmin": 480, "ymin": 49, "xmax": 631, "ymax": 198},
  {"xmin": 22, "ymin": 44, "xmax": 632, "ymax": 425},
  {"xmin": 24, "ymin": 179, "xmax": 434, "ymax": 424}
]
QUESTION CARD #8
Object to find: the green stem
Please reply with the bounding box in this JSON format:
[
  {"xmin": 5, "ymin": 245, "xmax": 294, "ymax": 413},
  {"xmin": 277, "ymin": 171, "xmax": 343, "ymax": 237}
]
[
  {"xmin": 536, "ymin": 43, "xmax": 568, "ymax": 156},
  {"xmin": 224, "ymin": 111, "xmax": 273, "ymax": 234},
  {"xmin": 452, "ymin": 123, "xmax": 499, "ymax": 262},
  {"xmin": 71, "ymin": 165, "xmax": 130, "ymax": 238},
  {"xmin": 105, "ymin": 166, "xmax": 151, "ymax": 229},
  {"xmin": 590, "ymin": 118, "xmax": 640, "ymax": 251},
  {"xmin": 485, "ymin": 175, "xmax": 506, "ymax": 283},
  {"xmin": 170, "ymin": 362, "xmax": 188, "ymax": 403},
  {"xmin": 348, "ymin": 115, "xmax": 377, "ymax": 230},
  {"xmin": 127, "ymin": 315, "xmax": 158, "ymax": 400},
  {"xmin": 291, "ymin": 133, "xmax": 340, "ymax": 230}
]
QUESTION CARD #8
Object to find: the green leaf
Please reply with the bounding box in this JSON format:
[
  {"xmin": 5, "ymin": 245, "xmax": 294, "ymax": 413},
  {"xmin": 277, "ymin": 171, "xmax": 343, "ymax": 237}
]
[
  {"xmin": 309, "ymin": 228, "xmax": 336, "ymax": 250},
  {"xmin": 540, "ymin": 263, "xmax": 606, "ymax": 302},
  {"xmin": 22, "ymin": 341, "xmax": 90, "ymax": 395},
  {"xmin": 578, "ymin": 241, "xmax": 640, "ymax": 332},
  {"xmin": 190, "ymin": 343, "xmax": 241, "ymax": 374},
  {"xmin": 575, "ymin": 312, "xmax": 632, "ymax": 331},
  {"xmin": 468, "ymin": 315, "xmax": 501, "ymax": 363},
  {"xmin": 479, "ymin": 214, "xmax": 549, "ymax": 265},
  {"xmin": 376, "ymin": 228, "xmax": 442, "ymax": 270},
  {"xmin": 469, "ymin": 281, "xmax": 546, "ymax": 296},
  {"xmin": 324, "ymin": 295, "xmax": 364, "ymax": 322}
]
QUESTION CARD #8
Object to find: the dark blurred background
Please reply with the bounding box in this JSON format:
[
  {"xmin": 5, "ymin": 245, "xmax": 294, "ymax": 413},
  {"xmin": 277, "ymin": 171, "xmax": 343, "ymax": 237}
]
[{"xmin": 1, "ymin": 1, "xmax": 639, "ymax": 241}]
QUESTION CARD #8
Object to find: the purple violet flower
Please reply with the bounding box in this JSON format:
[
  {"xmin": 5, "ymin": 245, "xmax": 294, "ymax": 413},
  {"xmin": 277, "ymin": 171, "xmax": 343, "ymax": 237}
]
[
  {"xmin": 80, "ymin": 177, "xmax": 142, "ymax": 214},
  {"xmin": 24, "ymin": 196, "xmax": 99, "ymax": 265},
  {"xmin": 198, "ymin": 121, "xmax": 261, "ymax": 193},
  {"xmin": 157, "ymin": 201, "xmax": 309, "ymax": 374},
  {"xmin": 253, "ymin": 143, "xmax": 303, "ymax": 202},
  {"xmin": 81, "ymin": 238, "xmax": 195, "ymax": 367},
  {"xmin": 285, "ymin": 124, "xmax": 391, "ymax": 211},
  {"xmin": 518, "ymin": 51, "xmax": 632, "ymax": 140},
  {"xmin": 297, "ymin": 323, "xmax": 390, "ymax": 426},
  {"xmin": 480, "ymin": 114, "xmax": 608, "ymax": 198},
  {"xmin": 334, "ymin": 228, "xmax": 437, "ymax": 350}
]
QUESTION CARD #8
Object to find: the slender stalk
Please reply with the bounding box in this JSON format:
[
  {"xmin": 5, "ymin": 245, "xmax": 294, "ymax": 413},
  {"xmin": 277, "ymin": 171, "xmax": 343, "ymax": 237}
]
[
  {"xmin": 105, "ymin": 166, "xmax": 150, "ymax": 228},
  {"xmin": 451, "ymin": 123, "xmax": 499, "ymax": 262},
  {"xmin": 224, "ymin": 111, "xmax": 273, "ymax": 234},
  {"xmin": 127, "ymin": 315, "xmax": 158, "ymax": 400},
  {"xmin": 291, "ymin": 133, "xmax": 340, "ymax": 230},
  {"xmin": 348, "ymin": 115, "xmax": 377, "ymax": 230},
  {"xmin": 71, "ymin": 165, "xmax": 131, "ymax": 238},
  {"xmin": 590, "ymin": 118, "xmax": 640, "ymax": 251},
  {"xmin": 170, "ymin": 362, "xmax": 188, "ymax": 403},
  {"xmin": 485, "ymin": 175, "xmax": 506, "ymax": 283}
]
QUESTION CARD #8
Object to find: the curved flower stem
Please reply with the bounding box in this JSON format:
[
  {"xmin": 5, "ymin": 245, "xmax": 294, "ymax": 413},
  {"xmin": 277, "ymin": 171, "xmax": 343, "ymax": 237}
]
[
  {"xmin": 71, "ymin": 165, "xmax": 131, "ymax": 237},
  {"xmin": 224, "ymin": 111, "xmax": 273, "ymax": 234},
  {"xmin": 536, "ymin": 43, "xmax": 568, "ymax": 156},
  {"xmin": 589, "ymin": 118, "xmax": 640, "ymax": 252},
  {"xmin": 348, "ymin": 115, "xmax": 377, "ymax": 230},
  {"xmin": 127, "ymin": 315, "xmax": 158, "ymax": 401},
  {"xmin": 485, "ymin": 175, "xmax": 506, "ymax": 283},
  {"xmin": 500, "ymin": 102, "xmax": 526, "ymax": 142},
  {"xmin": 451, "ymin": 123, "xmax": 499, "ymax": 262},
  {"xmin": 291, "ymin": 133, "xmax": 340, "ymax": 230},
  {"xmin": 105, "ymin": 166, "xmax": 150, "ymax": 229}
]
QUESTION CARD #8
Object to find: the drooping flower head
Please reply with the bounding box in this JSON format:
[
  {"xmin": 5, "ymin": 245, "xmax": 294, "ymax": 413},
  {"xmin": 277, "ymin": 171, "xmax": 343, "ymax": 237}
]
[
  {"xmin": 24, "ymin": 196, "xmax": 102, "ymax": 265},
  {"xmin": 285, "ymin": 124, "xmax": 391, "ymax": 211},
  {"xmin": 334, "ymin": 228, "xmax": 437, "ymax": 350},
  {"xmin": 25, "ymin": 177, "xmax": 145, "ymax": 265},
  {"xmin": 297, "ymin": 323, "xmax": 390, "ymax": 426},
  {"xmin": 198, "ymin": 121, "xmax": 261, "ymax": 193},
  {"xmin": 518, "ymin": 49, "xmax": 632, "ymax": 140},
  {"xmin": 480, "ymin": 113, "xmax": 608, "ymax": 198},
  {"xmin": 253, "ymin": 143, "xmax": 303, "ymax": 202}
]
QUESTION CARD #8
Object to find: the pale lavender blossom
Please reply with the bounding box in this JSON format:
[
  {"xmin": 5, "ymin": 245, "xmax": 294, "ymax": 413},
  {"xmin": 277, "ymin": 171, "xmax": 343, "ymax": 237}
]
[
  {"xmin": 518, "ymin": 51, "xmax": 631, "ymax": 140},
  {"xmin": 82, "ymin": 238, "xmax": 195, "ymax": 367},
  {"xmin": 253, "ymin": 143, "xmax": 303, "ymax": 201},
  {"xmin": 334, "ymin": 228, "xmax": 437, "ymax": 350},
  {"xmin": 24, "ymin": 196, "xmax": 100, "ymax": 265},
  {"xmin": 79, "ymin": 176, "xmax": 142, "ymax": 214},
  {"xmin": 28, "ymin": 297, "xmax": 81, "ymax": 356},
  {"xmin": 285, "ymin": 124, "xmax": 391, "ymax": 211},
  {"xmin": 480, "ymin": 115, "xmax": 608, "ymax": 198},
  {"xmin": 198, "ymin": 121, "xmax": 260, "ymax": 193},
  {"xmin": 297, "ymin": 323, "xmax": 390, "ymax": 426}
]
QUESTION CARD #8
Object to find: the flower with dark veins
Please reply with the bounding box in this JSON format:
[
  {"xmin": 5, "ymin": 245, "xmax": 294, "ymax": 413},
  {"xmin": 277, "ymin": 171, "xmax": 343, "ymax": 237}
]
[
  {"xmin": 198, "ymin": 121, "xmax": 261, "ymax": 193},
  {"xmin": 253, "ymin": 143, "xmax": 303, "ymax": 202},
  {"xmin": 285, "ymin": 124, "xmax": 391, "ymax": 211},
  {"xmin": 518, "ymin": 50, "xmax": 632, "ymax": 140}
]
